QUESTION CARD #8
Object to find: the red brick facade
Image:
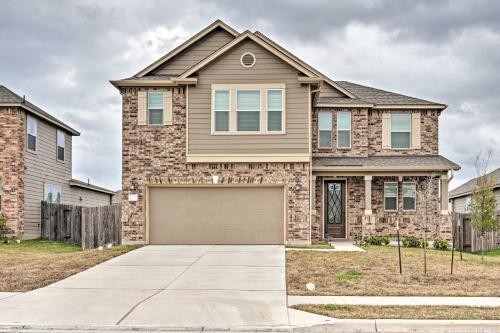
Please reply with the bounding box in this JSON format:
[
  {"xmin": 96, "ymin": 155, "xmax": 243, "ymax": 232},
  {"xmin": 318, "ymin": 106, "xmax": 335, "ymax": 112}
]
[{"xmin": 0, "ymin": 107, "xmax": 25, "ymax": 236}]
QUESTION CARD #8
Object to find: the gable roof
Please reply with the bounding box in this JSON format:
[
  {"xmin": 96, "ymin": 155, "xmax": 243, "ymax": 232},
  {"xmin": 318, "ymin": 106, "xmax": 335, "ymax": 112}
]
[
  {"xmin": 450, "ymin": 167, "xmax": 500, "ymax": 199},
  {"xmin": 135, "ymin": 20, "xmax": 239, "ymax": 77},
  {"xmin": 0, "ymin": 85, "xmax": 80, "ymax": 136}
]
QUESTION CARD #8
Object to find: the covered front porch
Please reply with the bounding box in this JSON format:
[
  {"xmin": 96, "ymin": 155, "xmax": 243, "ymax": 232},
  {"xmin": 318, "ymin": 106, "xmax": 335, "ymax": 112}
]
[{"xmin": 310, "ymin": 156, "xmax": 460, "ymax": 242}]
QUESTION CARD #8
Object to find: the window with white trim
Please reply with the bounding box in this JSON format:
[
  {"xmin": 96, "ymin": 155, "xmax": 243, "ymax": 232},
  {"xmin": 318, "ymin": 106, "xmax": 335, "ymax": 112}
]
[
  {"xmin": 44, "ymin": 184, "xmax": 61, "ymax": 204},
  {"xmin": 267, "ymin": 89, "xmax": 283, "ymax": 132},
  {"xmin": 318, "ymin": 112, "xmax": 332, "ymax": 148},
  {"xmin": 27, "ymin": 115, "xmax": 37, "ymax": 152},
  {"xmin": 214, "ymin": 90, "xmax": 230, "ymax": 132},
  {"xmin": 237, "ymin": 90, "xmax": 260, "ymax": 131},
  {"xmin": 337, "ymin": 111, "xmax": 351, "ymax": 149},
  {"xmin": 465, "ymin": 195, "xmax": 472, "ymax": 212},
  {"xmin": 391, "ymin": 114, "xmax": 411, "ymax": 149},
  {"xmin": 57, "ymin": 130, "xmax": 65, "ymax": 161},
  {"xmin": 147, "ymin": 91, "xmax": 164, "ymax": 125},
  {"xmin": 402, "ymin": 182, "xmax": 416, "ymax": 211},
  {"xmin": 384, "ymin": 182, "xmax": 398, "ymax": 211}
]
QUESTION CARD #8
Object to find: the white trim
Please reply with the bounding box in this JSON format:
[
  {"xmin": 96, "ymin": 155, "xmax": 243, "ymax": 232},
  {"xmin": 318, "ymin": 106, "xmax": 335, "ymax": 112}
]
[
  {"xmin": 147, "ymin": 91, "xmax": 164, "ymax": 125},
  {"xmin": 336, "ymin": 111, "xmax": 351, "ymax": 149},
  {"xmin": 212, "ymin": 89, "xmax": 231, "ymax": 133},
  {"xmin": 186, "ymin": 154, "xmax": 310, "ymax": 163},
  {"xmin": 384, "ymin": 181, "xmax": 398, "ymax": 212},
  {"xmin": 56, "ymin": 129, "xmax": 65, "ymax": 162},
  {"xmin": 240, "ymin": 52, "xmax": 256, "ymax": 68},
  {"xmin": 390, "ymin": 113, "xmax": 412, "ymax": 149},
  {"xmin": 317, "ymin": 111, "xmax": 332, "ymax": 149},
  {"xmin": 402, "ymin": 181, "xmax": 417, "ymax": 211}
]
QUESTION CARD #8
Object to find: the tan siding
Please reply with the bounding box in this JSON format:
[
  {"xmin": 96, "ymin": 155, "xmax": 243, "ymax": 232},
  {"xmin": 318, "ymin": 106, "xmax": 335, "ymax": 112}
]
[
  {"xmin": 318, "ymin": 82, "xmax": 345, "ymax": 98},
  {"xmin": 451, "ymin": 189, "xmax": 500, "ymax": 214},
  {"xmin": 154, "ymin": 29, "xmax": 234, "ymax": 76},
  {"xmin": 188, "ymin": 39, "xmax": 310, "ymax": 155}
]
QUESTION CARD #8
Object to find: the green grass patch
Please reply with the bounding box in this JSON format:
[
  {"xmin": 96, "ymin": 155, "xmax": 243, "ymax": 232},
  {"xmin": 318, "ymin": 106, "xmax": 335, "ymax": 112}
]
[
  {"xmin": 0, "ymin": 239, "xmax": 81, "ymax": 253},
  {"xmin": 472, "ymin": 248, "xmax": 500, "ymax": 256},
  {"xmin": 287, "ymin": 243, "xmax": 334, "ymax": 249},
  {"xmin": 335, "ymin": 269, "xmax": 362, "ymax": 281}
]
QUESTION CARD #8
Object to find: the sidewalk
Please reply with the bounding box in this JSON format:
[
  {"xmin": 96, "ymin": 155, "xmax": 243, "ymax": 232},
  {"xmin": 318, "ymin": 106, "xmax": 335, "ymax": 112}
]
[{"xmin": 288, "ymin": 295, "xmax": 500, "ymax": 307}]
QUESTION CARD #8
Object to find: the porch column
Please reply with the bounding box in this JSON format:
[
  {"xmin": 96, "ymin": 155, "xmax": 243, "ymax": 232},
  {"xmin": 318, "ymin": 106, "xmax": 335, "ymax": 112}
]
[
  {"xmin": 364, "ymin": 175, "xmax": 372, "ymax": 215},
  {"xmin": 440, "ymin": 174, "xmax": 449, "ymax": 215}
]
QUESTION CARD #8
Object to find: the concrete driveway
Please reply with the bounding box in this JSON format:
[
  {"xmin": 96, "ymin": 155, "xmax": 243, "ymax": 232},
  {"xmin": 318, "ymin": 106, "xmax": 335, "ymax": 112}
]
[{"xmin": 0, "ymin": 245, "xmax": 327, "ymax": 330}]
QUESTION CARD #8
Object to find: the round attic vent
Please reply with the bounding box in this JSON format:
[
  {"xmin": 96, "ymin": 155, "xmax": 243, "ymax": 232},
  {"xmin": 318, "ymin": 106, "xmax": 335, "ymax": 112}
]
[{"xmin": 240, "ymin": 52, "xmax": 256, "ymax": 68}]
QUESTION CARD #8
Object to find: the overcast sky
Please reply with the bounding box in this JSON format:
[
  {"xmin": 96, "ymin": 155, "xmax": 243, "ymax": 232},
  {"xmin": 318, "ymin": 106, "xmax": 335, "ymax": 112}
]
[{"xmin": 1, "ymin": 0, "xmax": 499, "ymax": 190}]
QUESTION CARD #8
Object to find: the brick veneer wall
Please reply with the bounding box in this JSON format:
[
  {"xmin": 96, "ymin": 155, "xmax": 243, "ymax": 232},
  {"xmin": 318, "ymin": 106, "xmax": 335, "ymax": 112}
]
[
  {"xmin": 121, "ymin": 87, "xmax": 311, "ymax": 243},
  {"xmin": 0, "ymin": 107, "xmax": 25, "ymax": 235}
]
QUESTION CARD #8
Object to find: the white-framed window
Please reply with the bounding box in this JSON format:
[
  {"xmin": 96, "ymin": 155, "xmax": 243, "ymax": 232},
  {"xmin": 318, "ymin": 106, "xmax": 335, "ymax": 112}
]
[
  {"xmin": 337, "ymin": 111, "xmax": 351, "ymax": 149},
  {"xmin": 147, "ymin": 91, "xmax": 164, "ymax": 125},
  {"xmin": 213, "ymin": 90, "xmax": 230, "ymax": 132},
  {"xmin": 384, "ymin": 182, "xmax": 398, "ymax": 211},
  {"xmin": 391, "ymin": 114, "xmax": 411, "ymax": 149},
  {"xmin": 56, "ymin": 130, "xmax": 65, "ymax": 161},
  {"xmin": 267, "ymin": 89, "xmax": 283, "ymax": 132},
  {"xmin": 402, "ymin": 182, "xmax": 416, "ymax": 211},
  {"xmin": 237, "ymin": 90, "xmax": 260, "ymax": 132},
  {"xmin": 27, "ymin": 115, "xmax": 37, "ymax": 152},
  {"xmin": 318, "ymin": 112, "xmax": 332, "ymax": 148},
  {"xmin": 465, "ymin": 195, "xmax": 472, "ymax": 212},
  {"xmin": 44, "ymin": 184, "xmax": 61, "ymax": 204}
]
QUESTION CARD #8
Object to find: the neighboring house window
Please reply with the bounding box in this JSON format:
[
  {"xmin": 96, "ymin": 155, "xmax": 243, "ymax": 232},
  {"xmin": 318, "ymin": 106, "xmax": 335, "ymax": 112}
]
[
  {"xmin": 44, "ymin": 184, "xmax": 61, "ymax": 204},
  {"xmin": 318, "ymin": 112, "xmax": 332, "ymax": 148},
  {"xmin": 384, "ymin": 182, "xmax": 398, "ymax": 211},
  {"xmin": 465, "ymin": 195, "xmax": 472, "ymax": 212},
  {"xmin": 213, "ymin": 90, "xmax": 230, "ymax": 132},
  {"xmin": 402, "ymin": 182, "xmax": 416, "ymax": 211},
  {"xmin": 267, "ymin": 89, "xmax": 283, "ymax": 132},
  {"xmin": 57, "ymin": 130, "xmax": 65, "ymax": 161},
  {"xmin": 147, "ymin": 91, "xmax": 164, "ymax": 125},
  {"xmin": 27, "ymin": 115, "xmax": 37, "ymax": 152},
  {"xmin": 237, "ymin": 90, "xmax": 260, "ymax": 131},
  {"xmin": 337, "ymin": 111, "xmax": 351, "ymax": 149},
  {"xmin": 391, "ymin": 114, "xmax": 411, "ymax": 149}
]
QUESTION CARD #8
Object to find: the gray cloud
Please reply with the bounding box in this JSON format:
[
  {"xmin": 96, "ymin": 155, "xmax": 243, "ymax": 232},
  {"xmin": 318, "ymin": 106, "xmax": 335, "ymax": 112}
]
[{"xmin": 1, "ymin": 0, "xmax": 499, "ymax": 190}]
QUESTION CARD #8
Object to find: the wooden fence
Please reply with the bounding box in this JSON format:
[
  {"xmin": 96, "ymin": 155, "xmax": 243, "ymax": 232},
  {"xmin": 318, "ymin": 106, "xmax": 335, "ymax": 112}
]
[
  {"xmin": 41, "ymin": 201, "xmax": 121, "ymax": 249},
  {"xmin": 452, "ymin": 212, "xmax": 499, "ymax": 252}
]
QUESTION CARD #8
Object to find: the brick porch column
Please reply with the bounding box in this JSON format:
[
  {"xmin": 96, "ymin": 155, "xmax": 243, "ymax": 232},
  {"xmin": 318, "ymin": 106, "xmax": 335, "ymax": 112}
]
[
  {"xmin": 440, "ymin": 174, "xmax": 449, "ymax": 215},
  {"xmin": 364, "ymin": 175, "xmax": 372, "ymax": 215}
]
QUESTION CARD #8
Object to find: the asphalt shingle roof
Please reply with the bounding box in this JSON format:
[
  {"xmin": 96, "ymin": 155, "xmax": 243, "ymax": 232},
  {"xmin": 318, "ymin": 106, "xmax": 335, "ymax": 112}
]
[
  {"xmin": 449, "ymin": 167, "xmax": 500, "ymax": 198},
  {"xmin": 313, "ymin": 155, "xmax": 460, "ymax": 171}
]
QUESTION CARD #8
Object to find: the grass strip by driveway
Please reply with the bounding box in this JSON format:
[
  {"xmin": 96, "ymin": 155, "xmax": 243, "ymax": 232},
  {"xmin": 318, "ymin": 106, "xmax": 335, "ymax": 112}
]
[
  {"xmin": 0, "ymin": 239, "xmax": 141, "ymax": 292},
  {"xmin": 287, "ymin": 245, "xmax": 500, "ymax": 296},
  {"xmin": 286, "ymin": 243, "xmax": 334, "ymax": 249},
  {"xmin": 292, "ymin": 304, "xmax": 500, "ymax": 320}
]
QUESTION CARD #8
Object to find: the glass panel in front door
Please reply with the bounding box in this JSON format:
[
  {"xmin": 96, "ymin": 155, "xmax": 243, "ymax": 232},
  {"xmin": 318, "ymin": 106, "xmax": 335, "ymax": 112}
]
[{"xmin": 327, "ymin": 182, "xmax": 342, "ymax": 224}]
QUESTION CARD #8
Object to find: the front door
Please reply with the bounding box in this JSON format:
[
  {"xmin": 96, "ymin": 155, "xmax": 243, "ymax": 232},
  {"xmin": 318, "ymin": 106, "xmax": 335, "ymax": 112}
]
[{"xmin": 324, "ymin": 180, "xmax": 346, "ymax": 239}]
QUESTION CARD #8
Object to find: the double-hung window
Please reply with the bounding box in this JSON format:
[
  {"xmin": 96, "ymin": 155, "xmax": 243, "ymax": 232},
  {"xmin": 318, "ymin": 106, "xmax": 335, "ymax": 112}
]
[
  {"xmin": 44, "ymin": 184, "xmax": 61, "ymax": 204},
  {"xmin": 337, "ymin": 111, "xmax": 351, "ymax": 149},
  {"xmin": 27, "ymin": 115, "xmax": 37, "ymax": 152},
  {"xmin": 318, "ymin": 112, "xmax": 332, "ymax": 148},
  {"xmin": 384, "ymin": 182, "xmax": 398, "ymax": 211},
  {"xmin": 402, "ymin": 182, "xmax": 416, "ymax": 211},
  {"xmin": 214, "ymin": 90, "xmax": 230, "ymax": 132},
  {"xmin": 391, "ymin": 114, "xmax": 411, "ymax": 149},
  {"xmin": 237, "ymin": 90, "xmax": 260, "ymax": 132},
  {"xmin": 56, "ymin": 130, "xmax": 65, "ymax": 161},
  {"xmin": 147, "ymin": 91, "xmax": 164, "ymax": 125},
  {"xmin": 267, "ymin": 89, "xmax": 283, "ymax": 132}
]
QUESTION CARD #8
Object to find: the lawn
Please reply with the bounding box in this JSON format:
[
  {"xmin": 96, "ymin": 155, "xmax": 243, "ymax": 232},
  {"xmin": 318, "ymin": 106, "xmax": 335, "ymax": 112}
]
[
  {"xmin": 286, "ymin": 243, "xmax": 334, "ymax": 249},
  {"xmin": 293, "ymin": 304, "xmax": 500, "ymax": 320},
  {"xmin": 287, "ymin": 245, "xmax": 500, "ymax": 296},
  {"xmin": 0, "ymin": 239, "xmax": 141, "ymax": 291}
]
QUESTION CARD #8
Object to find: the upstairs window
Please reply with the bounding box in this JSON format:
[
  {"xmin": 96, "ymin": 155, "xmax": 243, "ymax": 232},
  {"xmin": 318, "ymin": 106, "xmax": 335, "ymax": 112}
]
[
  {"xmin": 318, "ymin": 112, "xmax": 332, "ymax": 148},
  {"xmin": 384, "ymin": 182, "xmax": 398, "ymax": 211},
  {"xmin": 391, "ymin": 114, "xmax": 411, "ymax": 149},
  {"xmin": 267, "ymin": 89, "xmax": 283, "ymax": 132},
  {"xmin": 147, "ymin": 91, "xmax": 164, "ymax": 125},
  {"xmin": 237, "ymin": 90, "xmax": 260, "ymax": 132},
  {"xmin": 27, "ymin": 115, "xmax": 37, "ymax": 152},
  {"xmin": 57, "ymin": 130, "xmax": 65, "ymax": 161},
  {"xmin": 213, "ymin": 90, "xmax": 230, "ymax": 132},
  {"xmin": 337, "ymin": 111, "xmax": 351, "ymax": 149},
  {"xmin": 403, "ymin": 182, "xmax": 416, "ymax": 211},
  {"xmin": 44, "ymin": 184, "xmax": 61, "ymax": 204}
]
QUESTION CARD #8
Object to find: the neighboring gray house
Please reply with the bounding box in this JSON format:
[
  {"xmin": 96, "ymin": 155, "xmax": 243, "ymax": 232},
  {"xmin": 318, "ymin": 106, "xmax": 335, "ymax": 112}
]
[
  {"xmin": 450, "ymin": 167, "xmax": 500, "ymax": 213},
  {"xmin": 0, "ymin": 85, "xmax": 116, "ymax": 239}
]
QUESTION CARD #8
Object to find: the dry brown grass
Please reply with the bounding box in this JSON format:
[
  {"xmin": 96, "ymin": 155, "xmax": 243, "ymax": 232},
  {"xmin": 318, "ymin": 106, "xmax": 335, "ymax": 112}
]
[
  {"xmin": 0, "ymin": 240, "xmax": 141, "ymax": 291},
  {"xmin": 293, "ymin": 304, "xmax": 500, "ymax": 320},
  {"xmin": 287, "ymin": 245, "xmax": 500, "ymax": 296}
]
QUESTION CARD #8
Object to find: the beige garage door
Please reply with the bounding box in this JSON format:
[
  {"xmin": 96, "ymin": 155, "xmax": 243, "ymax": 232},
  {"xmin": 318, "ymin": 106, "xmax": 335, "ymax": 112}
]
[{"xmin": 148, "ymin": 186, "xmax": 284, "ymax": 245}]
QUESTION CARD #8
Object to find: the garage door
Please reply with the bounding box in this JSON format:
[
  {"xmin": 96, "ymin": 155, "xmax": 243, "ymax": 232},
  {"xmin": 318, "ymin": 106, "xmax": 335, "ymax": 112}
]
[{"xmin": 148, "ymin": 186, "xmax": 284, "ymax": 244}]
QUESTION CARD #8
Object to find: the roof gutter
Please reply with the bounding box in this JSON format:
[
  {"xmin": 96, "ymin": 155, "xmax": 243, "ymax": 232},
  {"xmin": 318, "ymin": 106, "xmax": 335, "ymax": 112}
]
[
  {"xmin": 313, "ymin": 165, "xmax": 460, "ymax": 172},
  {"xmin": 372, "ymin": 104, "xmax": 447, "ymax": 110}
]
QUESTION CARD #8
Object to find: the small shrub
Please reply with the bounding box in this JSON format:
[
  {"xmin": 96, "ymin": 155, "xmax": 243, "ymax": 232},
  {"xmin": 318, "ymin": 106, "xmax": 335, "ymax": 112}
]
[
  {"xmin": 382, "ymin": 234, "xmax": 391, "ymax": 246},
  {"xmin": 433, "ymin": 239, "xmax": 450, "ymax": 251},
  {"xmin": 0, "ymin": 213, "xmax": 6, "ymax": 240},
  {"xmin": 363, "ymin": 235, "xmax": 384, "ymax": 245},
  {"xmin": 336, "ymin": 269, "xmax": 362, "ymax": 281},
  {"xmin": 402, "ymin": 236, "xmax": 428, "ymax": 248}
]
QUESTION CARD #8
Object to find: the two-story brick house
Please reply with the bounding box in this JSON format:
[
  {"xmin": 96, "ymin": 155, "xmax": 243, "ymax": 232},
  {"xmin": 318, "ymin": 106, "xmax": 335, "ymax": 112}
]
[
  {"xmin": 112, "ymin": 20, "xmax": 459, "ymax": 245},
  {"xmin": 0, "ymin": 85, "xmax": 116, "ymax": 239}
]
